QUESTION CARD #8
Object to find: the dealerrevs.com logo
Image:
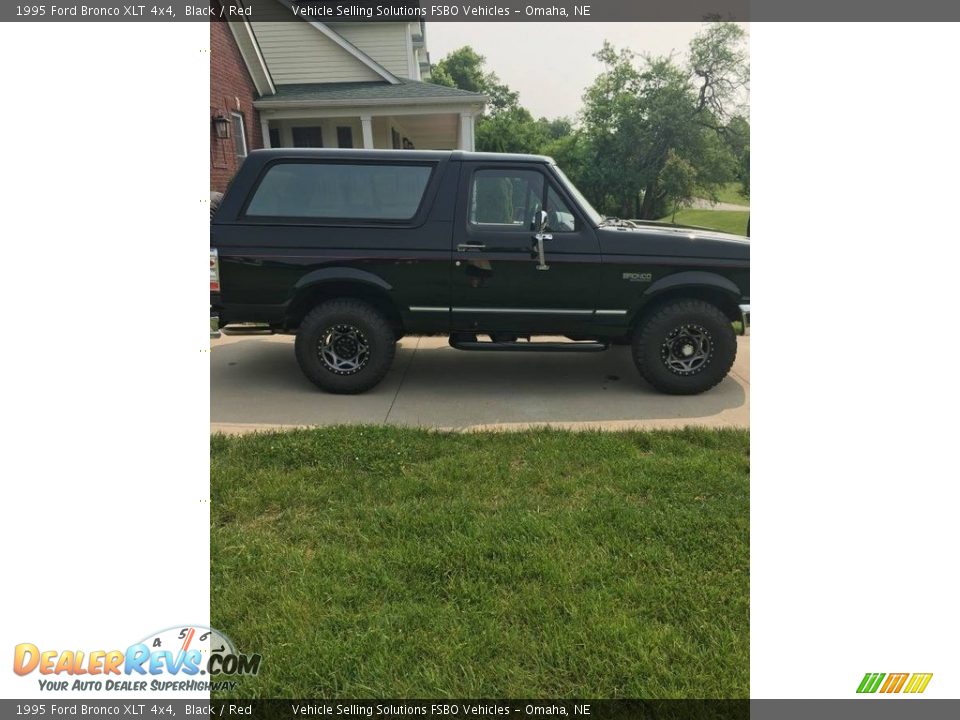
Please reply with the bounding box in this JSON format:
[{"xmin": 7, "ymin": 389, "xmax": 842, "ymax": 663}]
[
  {"xmin": 13, "ymin": 625, "xmax": 260, "ymax": 693},
  {"xmin": 857, "ymin": 672, "xmax": 933, "ymax": 694}
]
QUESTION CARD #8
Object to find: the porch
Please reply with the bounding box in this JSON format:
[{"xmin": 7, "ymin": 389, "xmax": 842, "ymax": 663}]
[{"xmin": 254, "ymin": 80, "xmax": 487, "ymax": 151}]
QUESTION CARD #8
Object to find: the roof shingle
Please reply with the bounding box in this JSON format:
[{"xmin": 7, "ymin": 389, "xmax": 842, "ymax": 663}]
[{"xmin": 256, "ymin": 80, "xmax": 487, "ymax": 105}]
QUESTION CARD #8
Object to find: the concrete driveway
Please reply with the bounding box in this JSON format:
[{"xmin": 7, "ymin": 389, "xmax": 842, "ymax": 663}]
[{"xmin": 211, "ymin": 334, "xmax": 749, "ymax": 434}]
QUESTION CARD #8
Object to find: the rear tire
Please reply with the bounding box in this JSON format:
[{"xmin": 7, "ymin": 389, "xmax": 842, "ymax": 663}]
[
  {"xmin": 295, "ymin": 299, "xmax": 396, "ymax": 394},
  {"xmin": 632, "ymin": 299, "xmax": 737, "ymax": 395}
]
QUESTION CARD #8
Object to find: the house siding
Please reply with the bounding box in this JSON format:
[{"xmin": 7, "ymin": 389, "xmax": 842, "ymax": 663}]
[
  {"xmin": 336, "ymin": 23, "xmax": 410, "ymax": 78},
  {"xmin": 251, "ymin": 5, "xmax": 383, "ymax": 84},
  {"xmin": 210, "ymin": 2, "xmax": 264, "ymax": 193}
]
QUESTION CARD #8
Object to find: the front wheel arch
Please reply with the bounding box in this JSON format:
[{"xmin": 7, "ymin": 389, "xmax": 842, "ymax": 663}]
[{"xmin": 632, "ymin": 285, "xmax": 743, "ymax": 328}]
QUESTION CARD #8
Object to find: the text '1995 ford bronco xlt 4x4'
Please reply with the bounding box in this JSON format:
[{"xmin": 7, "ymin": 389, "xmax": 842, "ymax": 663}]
[{"xmin": 211, "ymin": 149, "xmax": 749, "ymax": 395}]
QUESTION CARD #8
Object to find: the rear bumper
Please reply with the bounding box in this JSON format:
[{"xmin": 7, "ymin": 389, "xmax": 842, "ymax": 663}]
[{"xmin": 739, "ymin": 303, "xmax": 750, "ymax": 336}]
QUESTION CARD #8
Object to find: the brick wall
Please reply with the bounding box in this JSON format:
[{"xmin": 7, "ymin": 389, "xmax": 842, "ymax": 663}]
[{"xmin": 210, "ymin": 4, "xmax": 263, "ymax": 194}]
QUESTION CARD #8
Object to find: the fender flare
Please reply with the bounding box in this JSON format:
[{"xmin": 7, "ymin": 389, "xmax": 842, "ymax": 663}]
[
  {"xmin": 284, "ymin": 268, "xmax": 396, "ymax": 324},
  {"xmin": 623, "ymin": 271, "xmax": 742, "ymax": 324},
  {"xmin": 643, "ymin": 270, "xmax": 741, "ymax": 299},
  {"xmin": 290, "ymin": 267, "xmax": 394, "ymax": 297}
]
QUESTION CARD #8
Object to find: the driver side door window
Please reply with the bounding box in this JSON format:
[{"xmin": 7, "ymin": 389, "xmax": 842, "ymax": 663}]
[
  {"xmin": 466, "ymin": 170, "xmax": 577, "ymax": 233},
  {"xmin": 545, "ymin": 184, "xmax": 577, "ymax": 232},
  {"xmin": 469, "ymin": 169, "xmax": 544, "ymax": 231}
]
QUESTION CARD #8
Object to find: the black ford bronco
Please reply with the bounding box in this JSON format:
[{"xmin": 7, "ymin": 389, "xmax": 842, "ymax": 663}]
[{"xmin": 211, "ymin": 149, "xmax": 749, "ymax": 395}]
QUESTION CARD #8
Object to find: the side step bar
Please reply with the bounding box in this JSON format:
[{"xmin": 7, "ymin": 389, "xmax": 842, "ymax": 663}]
[
  {"xmin": 449, "ymin": 337, "xmax": 608, "ymax": 353},
  {"xmin": 220, "ymin": 324, "xmax": 273, "ymax": 336}
]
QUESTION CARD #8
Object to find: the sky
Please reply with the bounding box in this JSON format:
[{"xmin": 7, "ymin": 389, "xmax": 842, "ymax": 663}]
[{"xmin": 427, "ymin": 23, "xmax": 746, "ymax": 120}]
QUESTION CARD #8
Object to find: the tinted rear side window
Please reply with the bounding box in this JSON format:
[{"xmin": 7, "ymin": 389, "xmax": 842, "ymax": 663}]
[{"xmin": 245, "ymin": 162, "xmax": 433, "ymax": 221}]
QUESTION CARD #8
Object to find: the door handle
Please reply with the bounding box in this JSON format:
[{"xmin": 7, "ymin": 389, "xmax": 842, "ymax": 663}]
[
  {"xmin": 457, "ymin": 243, "xmax": 485, "ymax": 252},
  {"xmin": 533, "ymin": 232, "xmax": 553, "ymax": 271}
]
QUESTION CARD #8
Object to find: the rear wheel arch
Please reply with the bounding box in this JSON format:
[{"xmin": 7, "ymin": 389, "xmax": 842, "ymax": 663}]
[{"xmin": 286, "ymin": 275, "xmax": 403, "ymax": 337}]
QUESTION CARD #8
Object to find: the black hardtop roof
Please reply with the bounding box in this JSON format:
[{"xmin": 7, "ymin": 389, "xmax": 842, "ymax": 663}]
[{"xmin": 247, "ymin": 148, "xmax": 555, "ymax": 164}]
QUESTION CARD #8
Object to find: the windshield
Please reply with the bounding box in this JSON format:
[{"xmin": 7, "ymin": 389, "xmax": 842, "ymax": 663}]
[{"xmin": 552, "ymin": 165, "xmax": 603, "ymax": 227}]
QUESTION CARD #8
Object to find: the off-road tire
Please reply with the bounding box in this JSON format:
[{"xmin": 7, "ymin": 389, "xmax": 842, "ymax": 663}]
[
  {"xmin": 632, "ymin": 299, "xmax": 737, "ymax": 395},
  {"xmin": 295, "ymin": 299, "xmax": 396, "ymax": 394}
]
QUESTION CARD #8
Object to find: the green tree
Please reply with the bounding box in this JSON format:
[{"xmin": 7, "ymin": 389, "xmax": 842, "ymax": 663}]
[
  {"xmin": 576, "ymin": 22, "xmax": 749, "ymax": 218},
  {"xmin": 541, "ymin": 133, "xmax": 587, "ymax": 181},
  {"xmin": 429, "ymin": 63, "xmax": 456, "ymax": 89},
  {"xmin": 689, "ymin": 22, "xmax": 750, "ymax": 121},
  {"xmin": 723, "ymin": 115, "xmax": 750, "ymax": 198},
  {"xmin": 431, "ymin": 46, "xmax": 485, "ymax": 91},
  {"xmin": 536, "ymin": 116, "xmax": 575, "ymax": 141},
  {"xmin": 659, "ymin": 150, "xmax": 697, "ymax": 221},
  {"xmin": 428, "ymin": 24, "xmax": 748, "ymax": 217},
  {"xmin": 431, "ymin": 46, "xmax": 519, "ymax": 114},
  {"xmin": 430, "ymin": 45, "xmax": 552, "ymax": 154}
]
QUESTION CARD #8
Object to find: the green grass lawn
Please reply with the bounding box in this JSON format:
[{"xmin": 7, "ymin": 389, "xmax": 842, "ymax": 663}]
[
  {"xmin": 211, "ymin": 426, "xmax": 749, "ymax": 699},
  {"xmin": 711, "ymin": 182, "xmax": 750, "ymax": 207},
  {"xmin": 660, "ymin": 209, "xmax": 750, "ymax": 237}
]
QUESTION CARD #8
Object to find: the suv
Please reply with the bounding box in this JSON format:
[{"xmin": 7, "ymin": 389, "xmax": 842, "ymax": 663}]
[{"xmin": 211, "ymin": 149, "xmax": 749, "ymax": 395}]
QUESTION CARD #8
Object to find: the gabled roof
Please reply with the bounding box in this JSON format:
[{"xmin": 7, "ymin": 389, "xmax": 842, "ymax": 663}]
[
  {"xmin": 254, "ymin": 80, "xmax": 488, "ymax": 108},
  {"xmin": 226, "ymin": 17, "xmax": 275, "ymax": 96},
  {"xmin": 219, "ymin": 1, "xmax": 275, "ymax": 96}
]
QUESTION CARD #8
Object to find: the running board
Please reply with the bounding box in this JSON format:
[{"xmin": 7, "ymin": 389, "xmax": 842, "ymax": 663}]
[
  {"xmin": 220, "ymin": 324, "xmax": 273, "ymax": 336},
  {"xmin": 449, "ymin": 338, "xmax": 608, "ymax": 353}
]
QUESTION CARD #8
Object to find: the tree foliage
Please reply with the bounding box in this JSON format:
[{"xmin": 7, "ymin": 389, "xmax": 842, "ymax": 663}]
[
  {"xmin": 659, "ymin": 150, "xmax": 697, "ymax": 221},
  {"xmin": 429, "ymin": 46, "xmax": 569, "ymax": 155},
  {"xmin": 429, "ymin": 22, "xmax": 749, "ymax": 219},
  {"xmin": 723, "ymin": 115, "xmax": 750, "ymax": 198},
  {"xmin": 431, "ymin": 46, "xmax": 519, "ymax": 115},
  {"xmin": 577, "ymin": 23, "xmax": 749, "ymax": 218}
]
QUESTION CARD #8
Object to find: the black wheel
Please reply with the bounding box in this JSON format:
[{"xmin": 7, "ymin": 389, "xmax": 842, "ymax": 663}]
[
  {"xmin": 632, "ymin": 299, "xmax": 737, "ymax": 395},
  {"xmin": 295, "ymin": 299, "xmax": 396, "ymax": 394}
]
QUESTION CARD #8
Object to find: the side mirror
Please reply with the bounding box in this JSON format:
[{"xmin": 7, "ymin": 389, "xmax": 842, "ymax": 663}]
[{"xmin": 535, "ymin": 209, "xmax": 549, "ymax": 234}]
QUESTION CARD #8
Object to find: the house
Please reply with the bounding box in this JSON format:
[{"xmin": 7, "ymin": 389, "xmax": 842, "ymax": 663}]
[
  {"xmin": 210, "ymin": 0, "xmax": 487, "ymax": 193},
  {"xmin": 210, "ymin": 0, "xmax": 267, "ymax": 193}
]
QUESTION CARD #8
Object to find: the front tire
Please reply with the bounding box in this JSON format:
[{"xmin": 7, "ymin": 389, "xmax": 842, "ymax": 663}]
[
  {"xmin": 632, "ymin": 299, "xmax": 737, "ymax": 395},
  {"xmin": 295, "ymin": 299, "xmax": 396, "ymax": 394}
]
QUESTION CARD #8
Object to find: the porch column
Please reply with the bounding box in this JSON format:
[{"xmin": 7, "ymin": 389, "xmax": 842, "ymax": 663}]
[
  {"xmin": 260, "ymin": 117, "xmax": 271, "ymax": 148},
  {"xmin": 459, "ymin": 112, "xmax": 474, "ymax": 151},
  {"xmin": 360, "ymin": 115, "xmax": 374, "ymax": 149}
]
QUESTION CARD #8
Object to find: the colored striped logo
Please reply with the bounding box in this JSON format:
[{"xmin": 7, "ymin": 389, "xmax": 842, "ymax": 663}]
[{"xmin": 857, "ymin": 672, "xmax": 933, "ymax": 694}]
